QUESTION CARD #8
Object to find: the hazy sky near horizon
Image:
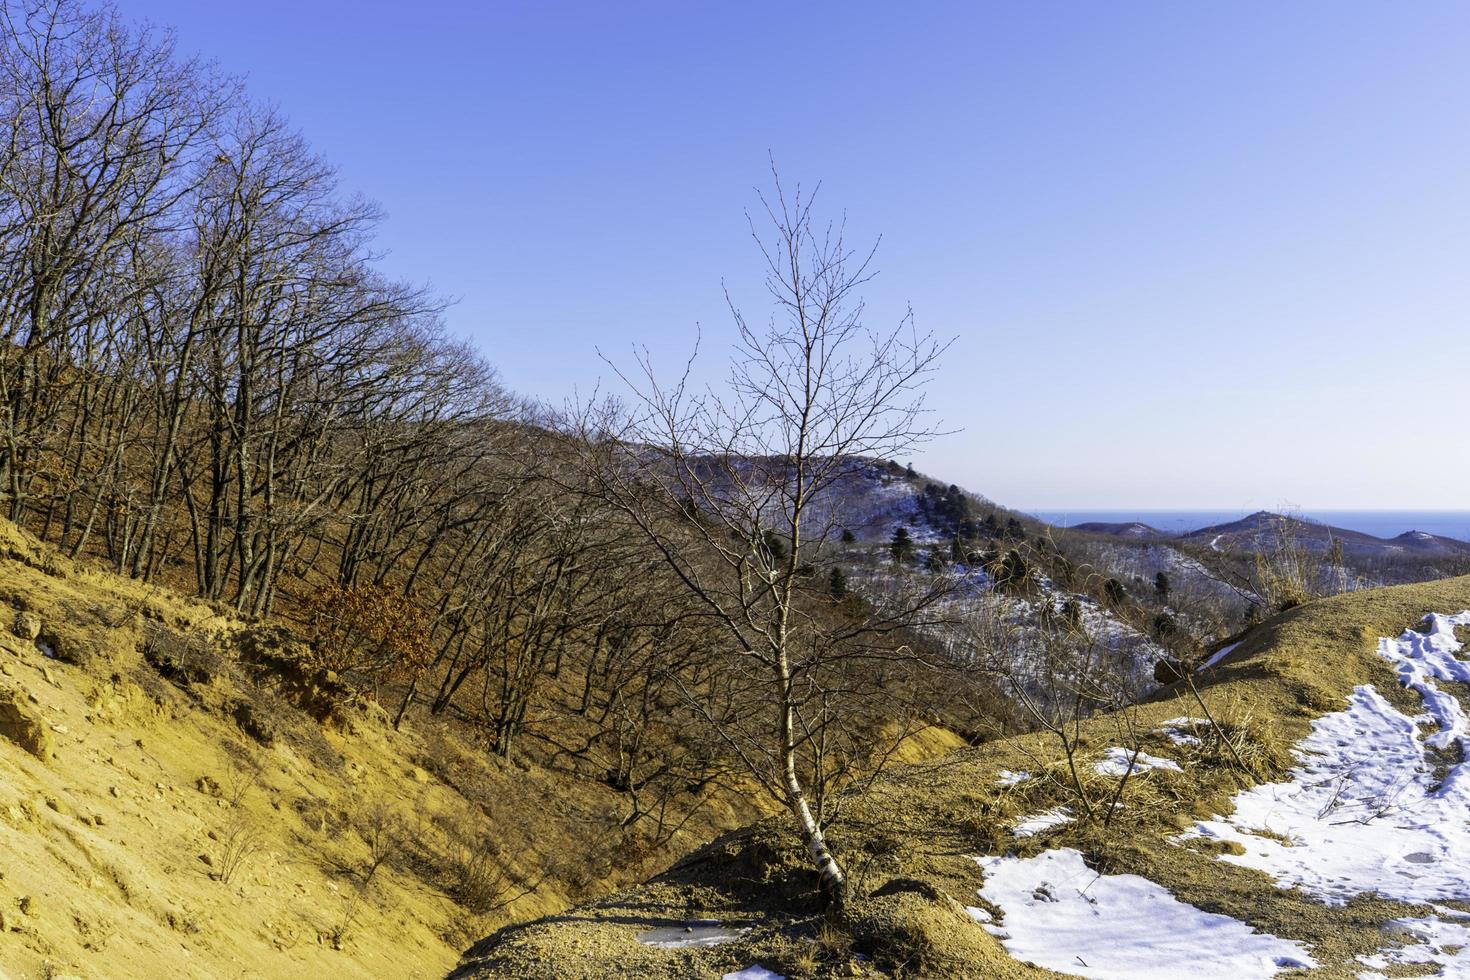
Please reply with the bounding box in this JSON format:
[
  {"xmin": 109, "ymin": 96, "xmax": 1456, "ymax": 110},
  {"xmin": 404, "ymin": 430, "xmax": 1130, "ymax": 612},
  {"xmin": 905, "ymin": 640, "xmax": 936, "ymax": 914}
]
[{"xmin": 123, "ymin": 1, "xmax": 1470, "ymax": 510}]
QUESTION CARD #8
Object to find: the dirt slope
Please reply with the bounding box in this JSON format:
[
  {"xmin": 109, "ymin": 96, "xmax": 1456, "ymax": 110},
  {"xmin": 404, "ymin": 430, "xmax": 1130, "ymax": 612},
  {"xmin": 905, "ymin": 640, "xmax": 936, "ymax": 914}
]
[{"xmin": 0, "ymin": 518, "xmax": 752, "ymax": 979}]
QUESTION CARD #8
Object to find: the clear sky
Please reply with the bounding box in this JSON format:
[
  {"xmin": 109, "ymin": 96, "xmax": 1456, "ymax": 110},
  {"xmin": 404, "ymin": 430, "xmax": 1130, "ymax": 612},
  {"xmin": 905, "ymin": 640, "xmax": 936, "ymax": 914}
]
[{"xmin": 122, "ymin": 0, "xmax": 1470, "ymax": 510}]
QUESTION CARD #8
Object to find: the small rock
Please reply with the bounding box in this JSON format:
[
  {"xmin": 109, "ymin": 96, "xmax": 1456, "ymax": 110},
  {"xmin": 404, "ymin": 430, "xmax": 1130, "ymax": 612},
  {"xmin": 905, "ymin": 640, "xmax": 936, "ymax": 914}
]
[
  {"xmin": 11, "ymin": 611, "xmax": 40, "ymax": 642},
  {"xmin": 49, "ymin": 723, "xmax": 68, "ymax": 735},
  {"xmin": 40, "ymin": 665, "xmax": 57, "ymax": 686},
  {"xmin": 44, "ymin": 795, "xmax": 69, "ymax": 815},
  {"xmin": 198, "ymin": 852, "xmax": 214, "ymax": 868},
  {"xmin": 109, "ymin": 786, "xmax": 120, "ymax": 798},
  {"xmin": 409, "ymin": 766, "xmax": 430, "ymax": 783},
  {"xmin": 0, "ymin": 689, "xmax": 53, "ymax": 760},
  {"xmin": 90, "ymin": 812, "xmax": 105, "ymax": 827},
  {"xmin": 196, "ymin": 775, "xmax": 222, "ymax": 798},
  {"xmin": 17, "ymin": 895, "xmax": 35, "ymax": 917}
]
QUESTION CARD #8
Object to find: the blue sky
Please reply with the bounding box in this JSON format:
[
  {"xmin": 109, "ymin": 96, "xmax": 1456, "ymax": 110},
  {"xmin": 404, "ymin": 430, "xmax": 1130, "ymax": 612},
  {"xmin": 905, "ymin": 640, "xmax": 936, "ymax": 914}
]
[{"xmin": 125, "ymin": 1, "xmax": 1470, "ymax": 509}]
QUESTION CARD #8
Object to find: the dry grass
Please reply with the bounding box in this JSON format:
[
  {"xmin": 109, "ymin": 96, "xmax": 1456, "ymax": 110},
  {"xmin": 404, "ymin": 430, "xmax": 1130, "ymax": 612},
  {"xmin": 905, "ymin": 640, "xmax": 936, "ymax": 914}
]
[{"xmin": 452, "ymin": 577, "xmax": 1470, "ymax": 978}]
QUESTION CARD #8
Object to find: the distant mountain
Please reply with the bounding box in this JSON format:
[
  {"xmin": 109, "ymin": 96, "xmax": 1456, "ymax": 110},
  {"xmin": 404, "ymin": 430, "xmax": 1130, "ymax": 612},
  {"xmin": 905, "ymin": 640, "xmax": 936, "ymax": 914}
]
[
  {"xmin": 1178, "ymin": 511, "xmax": 1470, "ymax": 561},
  {"xmin": 1069, "ymin": 521, "xmax": 1167, "ymax": 540}
]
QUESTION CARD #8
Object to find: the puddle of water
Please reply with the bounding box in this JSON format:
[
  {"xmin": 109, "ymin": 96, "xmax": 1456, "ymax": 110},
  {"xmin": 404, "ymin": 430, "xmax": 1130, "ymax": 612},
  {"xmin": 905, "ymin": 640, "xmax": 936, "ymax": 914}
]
[{"xmin": 637, "ymin": 920, "xmax": 749, "ymax": 948}]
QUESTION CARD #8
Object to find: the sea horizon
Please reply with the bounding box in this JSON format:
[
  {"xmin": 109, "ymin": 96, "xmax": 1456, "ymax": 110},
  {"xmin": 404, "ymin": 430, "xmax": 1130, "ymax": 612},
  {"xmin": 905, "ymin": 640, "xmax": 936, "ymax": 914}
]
[{"xmin": 1027, "ymin": 509, "xmax": 1470, "ymax": 543}]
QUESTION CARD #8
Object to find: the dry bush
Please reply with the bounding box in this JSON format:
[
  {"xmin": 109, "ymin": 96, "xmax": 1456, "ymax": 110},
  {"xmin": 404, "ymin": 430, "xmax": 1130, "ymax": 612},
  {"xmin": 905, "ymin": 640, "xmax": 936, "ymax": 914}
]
[
  {"xmin": 327, "ymin": 802, "xmax": 407, "ymax": 950},
  {"xmin": 355, "ymin": 802, "xmax": 405, "ymax": 884},
  {"xmin": 431, "ymin": 813, "xmax": 548, "ymax": 917},
  {"xmin": 447, "ymin": 835, "xmax": 518, "ymax": 915},
  {"xmin": 299, "ymin": 584, "xmax": 433, "ymax": 695},
  {"xmin": 218, "ymin": 815, "xmax": 264, "ymax": 885},
  {"xmin": 221, "ymin": 746, "xmax": 264, "ymax": 808}
]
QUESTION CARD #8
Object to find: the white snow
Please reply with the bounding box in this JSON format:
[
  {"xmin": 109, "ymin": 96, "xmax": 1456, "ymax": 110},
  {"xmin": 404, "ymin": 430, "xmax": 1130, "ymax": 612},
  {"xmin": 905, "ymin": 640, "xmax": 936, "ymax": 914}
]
[
  {"xmin": 722, "ymin": 968, "xmax": 784, "ymax": 980},
  {"xmin": 1094, "ymin": 747, "xmax": 1182, "ymax": 777},
  {"xmin": 996, "ymin": 769, "xmax": 1030, "ymax": 787},
  {"xmin": 638, "ymin": 921, "xmax": 749, "ymax": 947},
  {"xmin": 974, "ymin": 848, "xmax": 1315, "ymax": 979},
  {"xmin": 1156, "ymin": 717, "xmax": 1206, "ymax": 747},
  {"xmin": 1186, "ymin": 611, "xmax": 1470, "ymax": 905},
  {"xmin": 1014, "ymin": 807, "xmax": 1075, "ymax": 837},
  {"xmin": 1358, "ymin": 915, "xmax": 1470, "ymax": 979},
  {"xmin": 1198, "ymin": 641, "xmax": 1241, "ymax": 671}
]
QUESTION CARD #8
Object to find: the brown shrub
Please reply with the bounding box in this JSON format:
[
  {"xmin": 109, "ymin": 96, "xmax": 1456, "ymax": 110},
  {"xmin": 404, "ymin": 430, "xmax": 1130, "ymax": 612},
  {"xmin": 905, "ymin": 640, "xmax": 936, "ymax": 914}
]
[{"xmin": 299, "ymin": 584, "xmax": 433, "ymax": 694}]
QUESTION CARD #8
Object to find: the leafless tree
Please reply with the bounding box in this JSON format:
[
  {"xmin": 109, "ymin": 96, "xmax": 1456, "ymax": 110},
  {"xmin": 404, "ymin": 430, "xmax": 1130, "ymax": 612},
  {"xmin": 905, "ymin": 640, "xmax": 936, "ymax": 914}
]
[{"xmin": 577, "ymin": 167, "xmax": 952, "ymax": 905}]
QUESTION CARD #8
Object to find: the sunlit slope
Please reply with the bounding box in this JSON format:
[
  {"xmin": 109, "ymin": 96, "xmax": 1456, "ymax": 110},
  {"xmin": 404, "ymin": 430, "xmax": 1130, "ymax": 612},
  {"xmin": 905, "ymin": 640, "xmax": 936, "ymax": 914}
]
[{"xmin": 454, "ymin": 574, "xmax": 1470, "ymax": 979}]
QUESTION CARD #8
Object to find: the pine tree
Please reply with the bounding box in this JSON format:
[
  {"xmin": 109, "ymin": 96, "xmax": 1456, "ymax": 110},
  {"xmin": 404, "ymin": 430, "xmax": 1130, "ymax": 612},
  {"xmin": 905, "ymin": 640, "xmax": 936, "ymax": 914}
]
[
  {"xmin": 1154, "ymin": 571, "xmax": 1171, "ymax": 601},
  {"xmin": 890, "ymin": 526, "xmax": 914, "ymax": 564},
  {"xmin": 829, "ymin": 566, "xmax": 848, "ymax": 601}
]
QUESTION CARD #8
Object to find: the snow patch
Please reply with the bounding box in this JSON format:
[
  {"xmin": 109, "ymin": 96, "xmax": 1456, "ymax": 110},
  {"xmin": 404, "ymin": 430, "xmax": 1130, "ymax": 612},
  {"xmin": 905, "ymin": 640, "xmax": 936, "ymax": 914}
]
[
  {"xmin": 1358, "ymin": 915, "xmax": 1470, "ymax": 979},
  {"xmin": 974, "ymin": 848, "xmax": 1315, "ymax": 979},
  {"xmin": 1014, "ymin": 807, "xmax": 1074, "ymax": 838},
  {"xmin": 1198, "ymin": 641, "xmax": 1240, "ymax": 671},
  {"xmin": 996, "ymin": 769, "xmax": 1030, "ymax": 787},
  {"xmin": 638, "ymin": 921, "xmax": 749, "ymax": 948},
  {"xmin": 722, "ymin": 968, "xmax": 784, "ymax": 980},
  {"xmin": 1094, "ymin": 747, "xmax": 1182, "ymax": 777},
  {"xmin": 1156, "ymin": 718, "xmax": 1206, "ymax": 747},
  {"xmin": 1186, "ymin": 611, "xmax": 1470, "ymax": 905}
]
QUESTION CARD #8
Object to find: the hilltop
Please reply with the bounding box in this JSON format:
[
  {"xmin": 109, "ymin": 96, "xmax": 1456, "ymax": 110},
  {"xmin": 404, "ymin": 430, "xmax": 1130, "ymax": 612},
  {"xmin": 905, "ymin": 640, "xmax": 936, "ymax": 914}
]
[
  {"xmin": 1180, "ymin": 511, "xmax": 1470, "ymax": 561},
  {"xmin": 454, "ymin": 574, "xmax": 1470, "ymax": 979}
]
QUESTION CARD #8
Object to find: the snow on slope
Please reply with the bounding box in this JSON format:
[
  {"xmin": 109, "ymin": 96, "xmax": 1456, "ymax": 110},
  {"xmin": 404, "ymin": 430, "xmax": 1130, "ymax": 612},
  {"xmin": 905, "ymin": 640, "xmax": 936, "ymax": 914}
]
[
  {"xmin": 1186, "ymin": 611, "xmax": 1470, "ymax": 906},
  {"xmin": 973, "ymin": 848, "xmax": 1314, "ymax": 979},
  {"xmin": 1094, "ymin": 747, "xmax": 1181, "ymax": 777},
  {"xmin": 1358, "ymin": 914, "xmax": 1470, "ymax": 979},
  {"xmin": 1013, "ymin": 807, "xmax": 1074, "ymax": 838}
]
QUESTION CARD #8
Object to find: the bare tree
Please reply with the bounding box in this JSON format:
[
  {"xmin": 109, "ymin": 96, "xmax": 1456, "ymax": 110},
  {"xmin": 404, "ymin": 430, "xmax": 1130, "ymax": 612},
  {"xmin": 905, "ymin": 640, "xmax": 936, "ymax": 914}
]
[{"xmin": 578, "ymin": 168, "xmax": 951, "ymax": 905}]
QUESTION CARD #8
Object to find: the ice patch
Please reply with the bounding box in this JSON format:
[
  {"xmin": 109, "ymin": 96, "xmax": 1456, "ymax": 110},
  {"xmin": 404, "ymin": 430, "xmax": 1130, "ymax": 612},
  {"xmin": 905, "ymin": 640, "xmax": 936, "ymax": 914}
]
[
  {"xmin": 1186, "ymin": 611, "xmax": 1470, "ymax": 905},
  {"xmin": 996, "ymin": 769, "xmax": 1030, "ymax": 787},
  {"xmin": 1358, "ymin": 915, "xmax": 1470, "ymax": 979},
  {"xmin": 1199, "ymin": 641, "xmax": 1241, "ymax": 671},
  {"xmin": 1014, "ymin": 807, "xmax": 1074, "ymax": 837},
  {"xmin": 722, "ymin": 968, "xmax": 784, "ymax": 980},
  {"xmin": 638, "ymin": 921, "xmax": 749, "ymax": 948},
  {"xmin": 974, "ymin": 848, "xmax": 1315, "ymax": 979},
  {"xmin": 1094, "ymin": 747, "xmax": 1182, "ymax": 777}
]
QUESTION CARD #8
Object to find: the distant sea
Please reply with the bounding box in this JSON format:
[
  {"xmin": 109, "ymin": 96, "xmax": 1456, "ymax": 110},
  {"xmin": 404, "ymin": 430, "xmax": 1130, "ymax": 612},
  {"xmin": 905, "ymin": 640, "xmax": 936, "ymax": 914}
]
[{"xmin": 1028, "ymin": 510, "xmax": 1470, "ymax": 544}]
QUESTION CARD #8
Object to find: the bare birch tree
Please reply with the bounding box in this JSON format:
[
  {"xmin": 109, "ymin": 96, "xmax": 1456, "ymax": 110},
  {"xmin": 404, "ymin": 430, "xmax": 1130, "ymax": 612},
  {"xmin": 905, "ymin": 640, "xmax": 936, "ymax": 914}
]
[{"xmin": 579, "ymin": 169, "xmax": 951, "ymax": 905}]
